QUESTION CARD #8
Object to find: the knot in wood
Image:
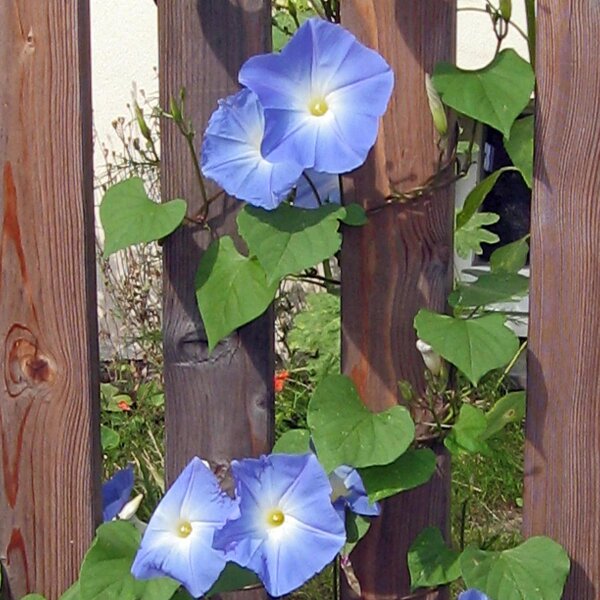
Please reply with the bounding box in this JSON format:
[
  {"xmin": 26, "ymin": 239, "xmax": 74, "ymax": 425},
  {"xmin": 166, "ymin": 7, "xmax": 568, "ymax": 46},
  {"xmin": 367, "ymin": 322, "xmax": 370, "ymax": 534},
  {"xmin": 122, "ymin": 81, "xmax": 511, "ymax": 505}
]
[
  {"xmin": 25, "ymin": 27, "xmax": 35, "ymax": 51},
  {"xmin": 5, "ymin": 325, "xmax": 55, "ymax": 397},
  {"xmin": 171, "ymin": 325, "xmax": 235, "ymax": 365}
]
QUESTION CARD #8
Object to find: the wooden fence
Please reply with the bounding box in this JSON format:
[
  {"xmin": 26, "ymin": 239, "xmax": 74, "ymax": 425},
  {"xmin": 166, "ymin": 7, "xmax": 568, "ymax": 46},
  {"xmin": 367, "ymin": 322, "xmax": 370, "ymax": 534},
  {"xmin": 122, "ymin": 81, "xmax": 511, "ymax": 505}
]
[{"xmin": 0, "ymin": 1, "xmax": 598, "ymax": 599}]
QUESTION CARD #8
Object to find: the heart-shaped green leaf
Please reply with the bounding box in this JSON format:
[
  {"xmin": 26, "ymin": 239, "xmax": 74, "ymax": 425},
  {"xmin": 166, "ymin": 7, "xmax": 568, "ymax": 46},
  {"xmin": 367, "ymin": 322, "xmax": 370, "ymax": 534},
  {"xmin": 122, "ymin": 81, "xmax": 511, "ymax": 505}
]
[
  {"xmin": 414, "ymin": 310, "xmax": 519, "ymax": 384},
  {"xmin": 237, "ymin": 203, "xmax": 345, "ymax": 284},
  {"xmin": 450, "ymin": 272, "xmax": 529, "ymax": 308},
  {"xmin": 60, "ymin": 583, "xmax": 81, "ymax": 600},
  {"xmin": 79, "ymin": 521, "xmax": 179, "ymax": 600},
  {"xmin": 101, "ymin": 426, "xmax": 120, "ymax": 451},
  {"xmin": 490, "ymin": 236, "xmax": 530, "ymax": 274},
  {"xmin": 341, "ymin": 203, "xmax": 368, "ymax": 226},
  {"xmin": 457, "ymin": 167, "xmax": 516, "ymax": 229},
  {"xmin": 444, "ymin": 404, "xmax": 490, "ymax": 456},
  {"xmin": 504, "ymin": 115, "xmax": 534, "ymax": 188},
  {"xmin": 195, "ymin": 236, "xmax": 278, "ymax": 352},
  {"xmin": 206, "ymin": 563, "xmax": 260, "ymax": 597},
  {"xmin": 100, "ymin": 177, "xmax": 186, "ymax": 256},
  {"xmin": 272, "ymin": 429, "xmax": 312, "ymax": 454},
  {"xmin": 461, "ymin": 537, "xmax": 570, "ymax": 600},
  {"xmin": 408, "ymin": 527, "xmax": 461, "ymax": 589},
  {"xmin": 307, "ymin": 375, "xmax": 415, "ymax": 472},
  {"xmin": 359, "ymin": 449, "xmax": 437, "ymax": 502},
  {"xmin": 433, "ymin": 49, "xmax": 534, "ymax": 137},
  {"xmin": 484, "ymin": 391, "xmax": 526, "ymax": 438}
]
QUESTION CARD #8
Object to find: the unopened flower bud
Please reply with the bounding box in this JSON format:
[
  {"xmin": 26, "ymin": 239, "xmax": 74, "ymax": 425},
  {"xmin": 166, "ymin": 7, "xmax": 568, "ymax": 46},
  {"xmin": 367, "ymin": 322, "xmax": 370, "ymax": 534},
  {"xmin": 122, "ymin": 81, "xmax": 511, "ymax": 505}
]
[
  {"xmin": 118, "ymin": 493, "xmax": 143, "ymax": 520},
  {"xmin": 499, "ymin": 0, "xmax": 512, "ymax": 21},
  {"xmin": 169, "ymin": 96, "xmax": 183, "ymax": 124},
  {"xmin": 398, "ymin": 380, "xmax": 415, "ymax": 402},
  {"xmin": 134, "ymin": 102, "xmax": 153, "ymax": 142},
  {"xmin": 416, "ymin": 339, "xmax": 443, "ymax": 376},
  {"xmin": 425, "ymin": 74, "xmax": 448, "ymax": 137}
]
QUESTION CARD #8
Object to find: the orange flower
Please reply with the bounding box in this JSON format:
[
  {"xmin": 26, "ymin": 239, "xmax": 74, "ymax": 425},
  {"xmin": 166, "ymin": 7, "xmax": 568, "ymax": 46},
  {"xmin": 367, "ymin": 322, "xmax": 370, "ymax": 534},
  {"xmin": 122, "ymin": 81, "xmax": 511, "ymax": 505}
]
[
  {"xmin": 274, "ymin": 370, "xmax": 290, "ymax": 393},
  {"xmin": 118, "ymin": 400, "xmax": 132, "ymax": 412}
]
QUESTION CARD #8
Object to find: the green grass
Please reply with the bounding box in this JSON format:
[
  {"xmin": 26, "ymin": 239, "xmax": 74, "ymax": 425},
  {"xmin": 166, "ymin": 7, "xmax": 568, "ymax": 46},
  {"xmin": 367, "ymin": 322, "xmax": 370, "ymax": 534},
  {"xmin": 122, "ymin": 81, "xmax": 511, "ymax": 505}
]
[{"xmin": 451, "ymin": 422, "xmax": 524, "ymax": 552}]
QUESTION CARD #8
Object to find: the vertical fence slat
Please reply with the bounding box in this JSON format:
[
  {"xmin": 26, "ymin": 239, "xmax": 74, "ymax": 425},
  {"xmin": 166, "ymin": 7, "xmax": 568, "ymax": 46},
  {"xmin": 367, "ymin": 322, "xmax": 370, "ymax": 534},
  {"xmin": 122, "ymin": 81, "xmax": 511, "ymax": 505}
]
[
  {"xmin": 524, "ymin": 1, "xmax": 600, "ymax": 596},
  {"xmin": 158, "ymin": 4, "xmax": 273, "ymax": 598},
  {"xmin": 0, "ymin": 1, "xmax": 100, "ymax": 598},
  {"xmin": 340, "ymin": 2, "xmax": 455, "ymax": 598}
]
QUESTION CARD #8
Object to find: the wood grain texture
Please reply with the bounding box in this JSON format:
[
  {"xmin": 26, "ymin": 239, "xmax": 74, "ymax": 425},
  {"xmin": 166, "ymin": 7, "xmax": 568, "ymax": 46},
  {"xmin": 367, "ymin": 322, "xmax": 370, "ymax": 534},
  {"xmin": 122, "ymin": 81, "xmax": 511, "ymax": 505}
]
[
  {"xmin": 158, "ymin": 4, "xmax": 273, "ymax": 598},
  {"xmin": 340, "ymin": 2, "xmax": 455, "ymax": 598},
  {"xmin": 0, "ymin": 1, "xmax": 100, "ymax": 598},
  {"xmin": 524, "ymin": 1, "xmax": 600, "ymax": 597}
]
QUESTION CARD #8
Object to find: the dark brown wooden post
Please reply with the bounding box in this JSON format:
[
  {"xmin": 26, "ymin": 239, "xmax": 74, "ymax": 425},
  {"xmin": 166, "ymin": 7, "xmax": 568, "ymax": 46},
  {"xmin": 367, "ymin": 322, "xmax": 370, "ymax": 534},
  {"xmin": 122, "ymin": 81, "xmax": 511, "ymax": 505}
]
[
  {"xmin": 158, "ymin": 3, "xmax": 273, "ymax": 598},
  {"xmin": 340, "ymin": 2, "xmax": 455, "ymax": 599},
  {"xmin": 523, "ymin": 1, "xmax": 600, "ymax": 597},
  {"xmin": 0, "ymin": 1, "xmax": 100, "ymax": 598}
]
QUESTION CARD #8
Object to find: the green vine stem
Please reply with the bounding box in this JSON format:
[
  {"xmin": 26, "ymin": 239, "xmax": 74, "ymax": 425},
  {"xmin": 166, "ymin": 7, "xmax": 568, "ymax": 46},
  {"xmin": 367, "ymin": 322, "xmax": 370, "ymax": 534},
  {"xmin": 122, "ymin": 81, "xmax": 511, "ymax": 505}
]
[
  {"xmin": 158, "ymin": 93, "xmax": 211, "ymax": 222},
  {"xmin": 302, "ymin": 172, "xmax": 323, "ymax": 205},
  {"xmin": 493, "ymin": 339, "xmax": 527, "ymax": 393},
  {"xmin": 456, "ymin": 6, "xmax": 529, "ymax": 44},
  {"xmin": 524, "ymin": 0, "xmax": 536, "ymax": 69}
]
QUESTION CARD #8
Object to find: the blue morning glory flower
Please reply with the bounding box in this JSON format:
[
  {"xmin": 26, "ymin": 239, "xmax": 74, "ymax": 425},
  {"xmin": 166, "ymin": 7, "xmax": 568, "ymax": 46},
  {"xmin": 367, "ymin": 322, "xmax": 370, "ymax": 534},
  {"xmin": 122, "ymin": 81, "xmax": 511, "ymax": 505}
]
[
  {"xmin": 329, "ymin": 465, "xmax": 380, "ymax": 519},
  {"xmin": 131, "ymin": 457, "xmax": 239, "ymax": 598},
  {"xmin": 239, "ymin": 18, "xmax": 394, "ymax": 174},
  {"xmin": 294, "ymin": 169, "xmax": 341, "ymax": 209},
  {"xmin": 201, "ymin": 88, "xmax": 304, "ymax": 210},
  {"xmin": 213, "ymin": 453, "xmax": 346, "ymax": 597},
  {"xmin": 459, "ymin": 590, "xmax": 490, "ymax": 600},
  {"xmin": 102, "ymin": 465, "xmax": 134, "ymax": 522}
]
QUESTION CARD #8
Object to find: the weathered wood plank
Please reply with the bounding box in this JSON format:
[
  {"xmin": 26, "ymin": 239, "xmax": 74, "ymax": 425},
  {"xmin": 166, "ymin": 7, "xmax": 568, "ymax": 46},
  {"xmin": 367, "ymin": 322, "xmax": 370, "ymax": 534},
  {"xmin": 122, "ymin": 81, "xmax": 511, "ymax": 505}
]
[
  {"xmin": 524, "ymin": 1, "xmax": 600, "ymax": 596},
  {"xmin": 158, "ymin": 3, "xmax": 273, "ymax": 598},
  {"xmin": 340, "ymin": 2, "xmax": 455, "ymax": 598},
  {"xmin": 0, "ymin": 1, "xmax": 100, "ymax": 598}
]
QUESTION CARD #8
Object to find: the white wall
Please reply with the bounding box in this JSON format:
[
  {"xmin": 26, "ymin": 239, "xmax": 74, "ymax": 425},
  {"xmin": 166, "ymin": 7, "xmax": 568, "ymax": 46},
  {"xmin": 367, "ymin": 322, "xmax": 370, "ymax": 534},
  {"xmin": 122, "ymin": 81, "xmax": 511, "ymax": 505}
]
[
  {"xmin": 90, "ymin": 0, "xmax": 159, "ymax": 168},
  {"xmin": 457, "ymin": 0, "xmax": 529, "ymax": 69}
]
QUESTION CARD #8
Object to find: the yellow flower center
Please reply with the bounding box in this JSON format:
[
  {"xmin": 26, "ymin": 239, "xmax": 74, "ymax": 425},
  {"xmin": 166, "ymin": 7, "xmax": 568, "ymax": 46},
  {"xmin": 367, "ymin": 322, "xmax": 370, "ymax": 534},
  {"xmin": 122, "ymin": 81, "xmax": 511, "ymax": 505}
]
[
  {"xmin": 266, "ymin": 508, "xmax": 285, "ymax": 527},
  {"xmin": 176, "ymin": 520, "xmax": 193, "ymax": 538},
  {"xmin": 308, "ymin": 97, "xmax": 329, "ymax": 117}
]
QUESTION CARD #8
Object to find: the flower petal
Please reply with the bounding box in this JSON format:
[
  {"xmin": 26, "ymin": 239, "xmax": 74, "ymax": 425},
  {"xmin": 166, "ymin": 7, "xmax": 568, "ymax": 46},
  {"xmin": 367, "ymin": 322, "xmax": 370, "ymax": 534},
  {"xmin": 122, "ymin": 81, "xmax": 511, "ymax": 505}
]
[
  {"xmin": 259, "ymin": 513, "xmax": 345, "ymax": 597},
  {"xmin": 325, "ymin": 49, "xmax": 394, "ymax": 116},
  {"xmin": 239, "ymin": 57, "xmax": 308, "ymax": 112},
  {"xmin": 102, "ymin": 465, "xmax": 134, "ymax": 522},
  {"xmin": 240, "ymin": 18, "xmax": 394, "ymax": 173},
  {"xmin": 201, "ymin": 88, "xmax": 303, "ymax": 210},
  {"xmin": 459, "ymin": 590, "xmax": 490, "ymax": 600},
  {"xmin": 260, "ymin": 107, "xmax": 318, "ymax": 170},
  {"xmin": 335, "ymin": 465, "xmax": 380, "ymax": 517},
  {"xmin": 312, "ymin": 111, "xmax": 379, "ymax": 172},
  {"xmin": 215, "ymin": 453, "xmax": 345, "ymax": 597},
  {"xmin": 131, "ymin": 457, "xmax": 239, "ymax": 597}
]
